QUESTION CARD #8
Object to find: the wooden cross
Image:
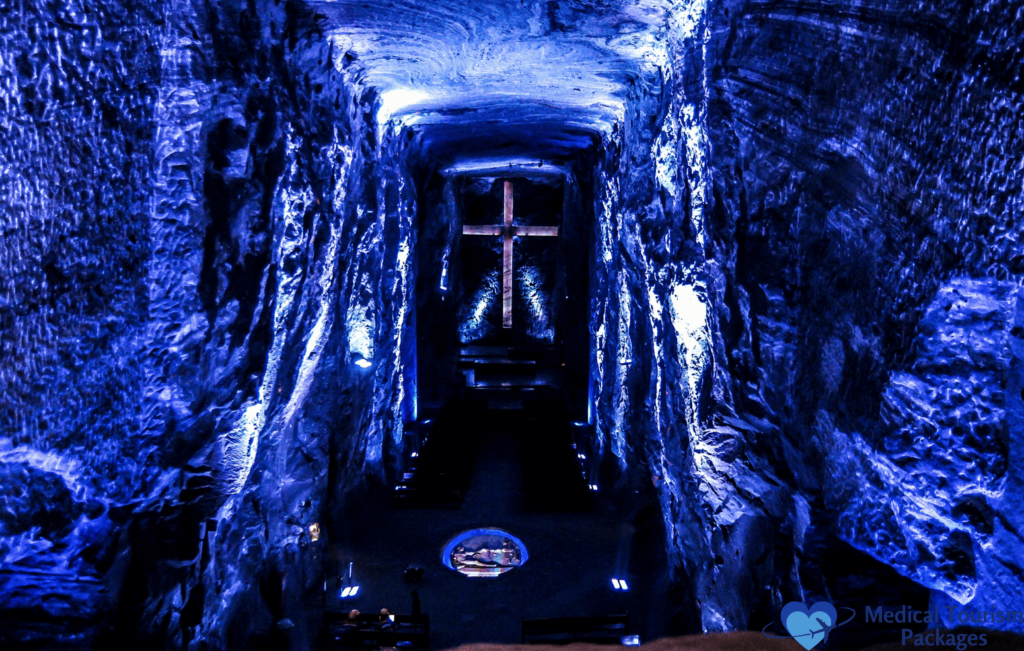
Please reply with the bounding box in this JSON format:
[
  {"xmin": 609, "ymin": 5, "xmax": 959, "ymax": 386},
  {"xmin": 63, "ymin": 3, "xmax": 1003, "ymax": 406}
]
[{"xmin": 462, "ymin": 180, "xmax": 558, "ymax": 328}]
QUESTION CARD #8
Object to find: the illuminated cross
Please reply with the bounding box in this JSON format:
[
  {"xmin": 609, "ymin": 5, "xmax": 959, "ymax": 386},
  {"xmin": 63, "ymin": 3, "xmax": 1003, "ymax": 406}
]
[{"xmin": 462, "ymin": 180, "xmax": 558, "ymax": 328}]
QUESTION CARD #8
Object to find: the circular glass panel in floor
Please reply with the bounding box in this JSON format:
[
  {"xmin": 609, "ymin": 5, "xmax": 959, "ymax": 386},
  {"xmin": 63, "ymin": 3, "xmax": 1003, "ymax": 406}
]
[{"xmin": 442, "ymin": 528, "xmax": 529, "ymax": 578}]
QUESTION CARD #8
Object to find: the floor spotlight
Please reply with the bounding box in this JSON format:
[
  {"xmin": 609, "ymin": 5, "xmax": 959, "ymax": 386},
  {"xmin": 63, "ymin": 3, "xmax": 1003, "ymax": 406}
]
[
  {"xmin": 340, "ymin": 562, "xmax": 361, "ymax": 599},
  {"xmin": 340, "ymin": 583, "xmax": 361, "ymax": 599}
]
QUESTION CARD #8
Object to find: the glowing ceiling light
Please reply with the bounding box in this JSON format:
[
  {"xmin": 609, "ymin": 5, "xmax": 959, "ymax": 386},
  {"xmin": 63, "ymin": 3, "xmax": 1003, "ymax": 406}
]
[
  {"xmin": 589, "ymin": 484, "xmax": 598, "ymax": 491},
  {"xmin": 350, "ymin": 586, "xmax": 359, "ymax": 596},
  {"xmin": 355, "ymin": 357, "xmax": 372, "ymax": 369},
  {"xmin": 611, "ymin": 578, "xmax": 621, "ymax": 590},
  {"xmin": 309, "ymin": 523, "xmax": 321, "ymax": 542}
]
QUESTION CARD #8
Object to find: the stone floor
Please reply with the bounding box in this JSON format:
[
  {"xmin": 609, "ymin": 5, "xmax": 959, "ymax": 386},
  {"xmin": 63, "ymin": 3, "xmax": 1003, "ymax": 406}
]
[{"xmin": 328, "ymin": 410, "xmax": 668, "ymax": 650}]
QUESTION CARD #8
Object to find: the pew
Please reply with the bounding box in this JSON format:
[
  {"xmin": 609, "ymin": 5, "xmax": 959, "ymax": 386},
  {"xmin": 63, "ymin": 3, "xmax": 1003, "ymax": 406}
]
[
  {"xmin": 324, "ymin": 612, "xmax": 429, "ymax": 651},
  {"xmin": 393, "ymin": 399, "xmax": 481, "ymax": 508}
]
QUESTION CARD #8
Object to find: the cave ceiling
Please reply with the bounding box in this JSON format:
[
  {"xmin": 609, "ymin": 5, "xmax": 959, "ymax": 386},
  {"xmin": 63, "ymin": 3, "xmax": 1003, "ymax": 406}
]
[{"xmin": 314, "ymin": 0, "xmax": 678, "ymax": 165}]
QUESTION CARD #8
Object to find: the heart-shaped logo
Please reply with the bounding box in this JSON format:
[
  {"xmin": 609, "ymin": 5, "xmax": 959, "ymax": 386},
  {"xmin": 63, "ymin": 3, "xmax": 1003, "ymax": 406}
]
[{"xmin": 781, "ymin": 601, "xmax": 838, "ymax": 650}]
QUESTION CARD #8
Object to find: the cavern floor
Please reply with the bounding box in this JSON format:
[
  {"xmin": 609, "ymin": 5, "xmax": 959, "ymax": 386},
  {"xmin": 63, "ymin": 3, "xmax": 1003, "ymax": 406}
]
[{"xmin": 328, "ymin": 409, "xmax": 669, "ymax": 650}]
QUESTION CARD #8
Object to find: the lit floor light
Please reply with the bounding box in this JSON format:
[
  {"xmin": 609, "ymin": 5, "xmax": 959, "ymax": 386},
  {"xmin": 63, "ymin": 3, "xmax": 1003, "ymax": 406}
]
[
  {"xmin": 340, "ymin": 584, "xmax": 361, "ymax": 599},
  {"xmin": 340, "ymin": 562, "xmax": 361, "ymax": 599},
  {"xmin": 622, "ymin": 635, "xmax": 641, "ymax": 646}
]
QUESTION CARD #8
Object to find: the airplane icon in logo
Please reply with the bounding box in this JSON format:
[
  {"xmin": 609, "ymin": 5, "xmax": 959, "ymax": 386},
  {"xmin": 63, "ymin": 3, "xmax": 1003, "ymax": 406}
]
[{"xmin": 810, "ymin": 615, "xmax": 838, "ymax": 645}]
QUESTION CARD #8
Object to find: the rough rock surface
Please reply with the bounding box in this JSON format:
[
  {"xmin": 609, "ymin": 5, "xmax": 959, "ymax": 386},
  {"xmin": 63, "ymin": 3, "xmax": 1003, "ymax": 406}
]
[
  {"xmin": 1, "ymin": 0, "xmax": 1022, "ymax": 646},
  {"xmin": 830, "ymin": 279, "xmax": 1017, "ymax": 605},
  {"xmin": 703, "ymin": 0, "xmax": 1024, "ymax": 634}
]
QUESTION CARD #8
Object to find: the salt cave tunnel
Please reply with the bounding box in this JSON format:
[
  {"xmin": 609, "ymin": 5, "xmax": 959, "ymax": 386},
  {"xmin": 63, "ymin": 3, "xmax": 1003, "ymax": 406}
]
[{"xmin": 2, "ymin": 0, "xmax": 1024, "ymax": 649}]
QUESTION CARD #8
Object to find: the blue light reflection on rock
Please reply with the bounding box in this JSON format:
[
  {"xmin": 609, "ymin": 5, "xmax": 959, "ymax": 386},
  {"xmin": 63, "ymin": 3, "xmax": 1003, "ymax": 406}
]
[
  {"xmin": 2, "ymin": 0, "xmax": 1024, "ymax": 644},
  {"xmin": 518, "ymin": 263, "xmax": 554, "ymax": 343},
  {"xmin": 459, "ymin": 268, "xmax": 501, "ymax": 344}
]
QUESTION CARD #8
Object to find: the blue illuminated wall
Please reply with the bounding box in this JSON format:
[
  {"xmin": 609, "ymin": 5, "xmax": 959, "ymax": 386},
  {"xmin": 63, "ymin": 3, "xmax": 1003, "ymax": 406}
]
[
  {"xmin": 1, "ymin": 0, "xmax": 420, "ymax": 644},
  {"xmin": 2, "ymin": 0, "xmax": 1023, "ymax": 646},
  {"xmin": 582, "ymin": 0, "xmax": 1024, "ymax": 635}
]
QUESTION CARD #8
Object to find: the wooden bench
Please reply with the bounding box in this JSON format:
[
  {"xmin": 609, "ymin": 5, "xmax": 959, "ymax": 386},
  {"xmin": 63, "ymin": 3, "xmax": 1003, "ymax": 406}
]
[
  {"xmin": 392, "ymin": 400, "xmax": 480, "ymax": 508},
  {"xmin": 324, "ymin": 612, "xmax": 429, "ymax": 651},
  {"xmin": 521, "ymin": 614, "xmax": 629, "ymax": 645},
  {"xmin": 519, "ymin": 399, "xmax": 592, "ymax": 512}
]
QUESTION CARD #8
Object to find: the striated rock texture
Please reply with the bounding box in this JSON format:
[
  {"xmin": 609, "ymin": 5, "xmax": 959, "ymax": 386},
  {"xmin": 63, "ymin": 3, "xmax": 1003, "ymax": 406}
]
[
  {"xmin": 829, "ymin": 279, "xmax": 1020, "ymax": 613},
  {"xmin": 703, "ymin": 0, "xmax": 1024, "ymax": 634},
  {"xmin": 1, "ymin": 0, "xmax": 417, "ymax": 645},
  {"xmin": 0, "ymin": 0, "xmax": 1022, "ymax": 646},
  {"xmin": 1, "ymin": 0, "xmax": 159, "ymax": 644}
]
